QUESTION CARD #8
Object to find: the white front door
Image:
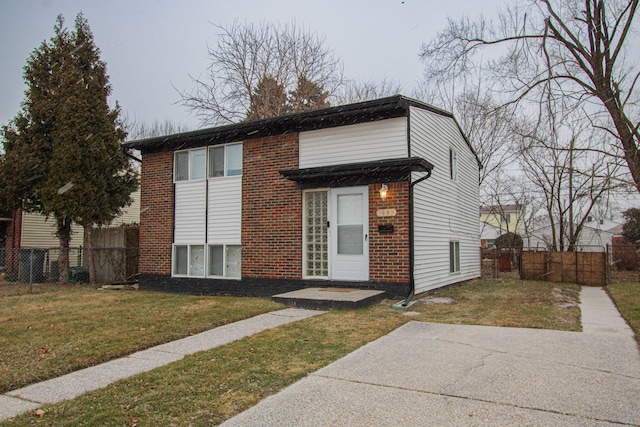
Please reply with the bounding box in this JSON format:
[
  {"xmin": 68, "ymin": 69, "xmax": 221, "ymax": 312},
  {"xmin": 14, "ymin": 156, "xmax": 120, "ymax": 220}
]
[{"xmin": 330, "ymin": 186, "xmax": 369, "ymax": 281}]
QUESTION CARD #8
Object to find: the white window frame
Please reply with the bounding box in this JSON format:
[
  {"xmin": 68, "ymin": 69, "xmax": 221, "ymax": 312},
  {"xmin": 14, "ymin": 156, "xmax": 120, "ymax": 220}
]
[
  {"xmin": 449, "ymin": 148, "xmax": 458, "ymax": 181},
  {"xmin": 449, "ymin": 240, "xmax": 460, "ymax": 273},
  {"xmin": 208, "ymin": 143, "xmax": 243, "ymax": 179},
  {"xmin": 207, "ymin": 244, "xmax": 242, "ymax": 279},
  {"xmin": 172, "ymin": 244, "xmax": 206, "ymax": 277},
  {"xmin": 174, "ymin": 143, "xmax": 242, "ymax": 182},
  {"xmin": 174, "ymin": 148, "xmax": 206, "ymax": 182}
]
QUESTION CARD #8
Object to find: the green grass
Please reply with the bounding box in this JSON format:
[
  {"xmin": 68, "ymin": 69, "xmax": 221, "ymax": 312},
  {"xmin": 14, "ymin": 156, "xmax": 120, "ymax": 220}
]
[
  {"xmin": 1, "ymin": 279, "xmax": 581, "ymax": 426},
  {"xmin": 607, "ymin": 282, "xmax": 640, "ymax": 342},
  {"xmin": 0, "ymin": 285, "xmax": 282, "ymax": 393}
]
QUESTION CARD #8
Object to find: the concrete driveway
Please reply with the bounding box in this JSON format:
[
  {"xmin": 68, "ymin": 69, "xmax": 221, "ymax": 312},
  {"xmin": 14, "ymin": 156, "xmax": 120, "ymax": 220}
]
[{"xmin": 222, "ymin": 287, "xmax": 640, "ymax": 426}]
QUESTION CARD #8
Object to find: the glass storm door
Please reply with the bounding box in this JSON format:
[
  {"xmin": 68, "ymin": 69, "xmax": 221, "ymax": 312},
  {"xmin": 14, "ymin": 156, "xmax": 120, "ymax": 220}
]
[{"xmin": 331, "ymin": 186, "xmax": 369, "ymax": 281}]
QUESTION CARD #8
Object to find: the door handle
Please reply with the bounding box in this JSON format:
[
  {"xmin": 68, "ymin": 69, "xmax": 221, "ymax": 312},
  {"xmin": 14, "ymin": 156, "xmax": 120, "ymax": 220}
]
[{"xmin": 365, "ymin": 234, "xmax": 368, "ymax": 241}]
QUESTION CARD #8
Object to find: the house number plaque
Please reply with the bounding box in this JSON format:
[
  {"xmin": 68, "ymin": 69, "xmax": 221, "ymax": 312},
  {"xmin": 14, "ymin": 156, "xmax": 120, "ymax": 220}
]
[{"xmin": 376, "ymin": 208, "xmax": 397, "ymax": 218}]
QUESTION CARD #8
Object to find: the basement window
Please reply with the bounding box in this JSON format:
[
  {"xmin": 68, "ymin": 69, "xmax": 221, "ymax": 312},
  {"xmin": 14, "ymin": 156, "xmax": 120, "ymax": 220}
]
[{"xmin": 208, "ymin": 244, "xmax": 241, "ymax": 278}]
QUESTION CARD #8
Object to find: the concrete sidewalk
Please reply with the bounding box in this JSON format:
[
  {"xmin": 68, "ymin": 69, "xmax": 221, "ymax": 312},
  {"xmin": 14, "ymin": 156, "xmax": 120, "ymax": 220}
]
[
  {"xmin": 222, "ymin": 287, "xmax": 640, "ymax": 426},
  {"xmin": 0, "ymin": 308, "xmax": 324, "ymax": 422}
]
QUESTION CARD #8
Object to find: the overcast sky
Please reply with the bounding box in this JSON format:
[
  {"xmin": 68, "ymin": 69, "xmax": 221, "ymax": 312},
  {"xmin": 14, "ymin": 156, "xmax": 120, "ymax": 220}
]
[{"xmin": 0, "ymin": 0, "xmax": 503, "ymax": 131}]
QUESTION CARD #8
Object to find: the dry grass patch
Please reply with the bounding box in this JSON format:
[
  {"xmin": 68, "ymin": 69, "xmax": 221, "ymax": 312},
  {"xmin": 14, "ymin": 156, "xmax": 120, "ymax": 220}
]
[
  {"xmin": 3, "ymin": 279, "xmax": 582, "ymax": 426},
  {"xmin": 0, "ymin": 286, "xmax": 281, "ymax": 393}
]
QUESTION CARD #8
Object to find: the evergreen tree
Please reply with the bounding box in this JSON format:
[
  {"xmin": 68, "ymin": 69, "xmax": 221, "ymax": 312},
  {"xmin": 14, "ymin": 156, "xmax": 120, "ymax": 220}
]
[
  {"xmin": 246, "ymin": 76, "xmax": 289, "ymax": 121},
  {"xmin": 0, "ymin": 14, "xmax": 138, "ymax": 282},
  {"xmin": 288, "ymin": 75, "xmax": 330, "ymax": 113},
  {"xmin": 622, "ymin": 208, "xmax": 640, "ymax": 243}
]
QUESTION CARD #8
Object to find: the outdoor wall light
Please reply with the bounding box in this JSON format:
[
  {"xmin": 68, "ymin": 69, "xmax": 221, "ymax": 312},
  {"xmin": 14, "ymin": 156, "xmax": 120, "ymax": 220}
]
[{"xmin": 379, "ymin": 183, "xmax": 389, "ymax": 201}]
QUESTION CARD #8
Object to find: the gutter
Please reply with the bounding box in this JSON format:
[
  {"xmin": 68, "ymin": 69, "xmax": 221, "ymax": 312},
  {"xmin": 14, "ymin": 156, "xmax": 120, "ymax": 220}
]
[{"xmin": 395, "ymin": 168, "xmax": 433, "ymax": 309}]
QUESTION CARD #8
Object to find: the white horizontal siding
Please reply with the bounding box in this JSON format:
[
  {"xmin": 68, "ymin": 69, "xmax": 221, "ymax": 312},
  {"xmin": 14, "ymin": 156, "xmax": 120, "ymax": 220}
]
[
  {"xmin": 174, "ymin": 181, "xmax": 206, "ymax": 243},
  {"xmin": 208, "ymin": 177, "xmax": 242, "ymax": 244},
  {"xmin": 299, "ymin": 117, "xmax": 408, "ymax": 168},
  {"xmin": 111, "ymin": 188, "xmax": 140, "ymax": 225},
  {"xmin": 409, "ymin": 107, "xmax": 480, "ymax": 293},
  {"xmin": 21, "ymin": 212, "xmax": 84, "ymax": 248}
]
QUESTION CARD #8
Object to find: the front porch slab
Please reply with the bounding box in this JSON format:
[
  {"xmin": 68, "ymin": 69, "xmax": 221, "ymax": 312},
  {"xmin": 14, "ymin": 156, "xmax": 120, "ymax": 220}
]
[{"xmin": 272, "ymin": 287, "xmax": 386, "ymax": 310}]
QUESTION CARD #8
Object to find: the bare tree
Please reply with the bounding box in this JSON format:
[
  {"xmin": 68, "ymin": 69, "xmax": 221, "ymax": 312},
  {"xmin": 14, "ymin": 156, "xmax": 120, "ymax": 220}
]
[
  {"xmin": 179, "ymin": 21, "xmax": 343, "ymax": 125},
  {"xmin": 515, "ymin": 109, "xmax": 622, "ymax": 251},
  {"xmin": 122, "ymin": 116, "xmax": 191, "ymax": 141},
  {"xmin": 335, "ymin": 77, "xmax": 404, "ymax": 104},
  {"xmin": 420, "ymin": 0, "xmax": 640, "ymax": 193}
]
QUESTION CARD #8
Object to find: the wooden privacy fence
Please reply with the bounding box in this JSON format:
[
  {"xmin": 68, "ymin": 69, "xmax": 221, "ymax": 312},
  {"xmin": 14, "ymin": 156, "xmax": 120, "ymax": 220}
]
[{"xmin": 520, "ymin": 250, "xmax": 606, "ymax": 286}]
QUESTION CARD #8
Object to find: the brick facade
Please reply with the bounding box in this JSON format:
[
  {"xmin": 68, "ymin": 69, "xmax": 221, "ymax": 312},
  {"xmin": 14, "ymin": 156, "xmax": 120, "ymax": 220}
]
[
  {"xmin": 368, "ymin": 182, "xmax": 411, "ymax": 283},
  {"xmin": 139, "ymin": 151, "xmax": 174, "ymax": 275},
  {"xmin": 241, "ymin": 134, "xmax": 302, "ymax": 279},
  {"xmin": 137, "ymin": 136, "xmax": 411, "ymax": 297}
]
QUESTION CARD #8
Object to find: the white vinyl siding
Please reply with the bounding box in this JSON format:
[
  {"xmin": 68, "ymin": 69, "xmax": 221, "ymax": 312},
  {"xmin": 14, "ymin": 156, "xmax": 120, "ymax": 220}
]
[
  {"xmin": 174, "ymin": 181, "xmax": 206, "ymax": 244},
  {"xmin": 20, "ymin": 212, "xmax": 84, "ymax": 248},
  {"xmin": 207, "ymin": 177, "xmax": 242, "ymax": 244},
  {"xmin": 410, "ymin": 106, "xmax": 480, "ymax": 293},
  {"xmin": 299, "ymin": 117, "xmax": 408, "ymax": 168}
]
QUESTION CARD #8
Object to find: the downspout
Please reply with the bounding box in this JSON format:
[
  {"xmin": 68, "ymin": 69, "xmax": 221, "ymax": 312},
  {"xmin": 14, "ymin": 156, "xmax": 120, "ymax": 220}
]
[{"xmin": 400, "ymin": 170, "xmax": 432, "ymax": 307}]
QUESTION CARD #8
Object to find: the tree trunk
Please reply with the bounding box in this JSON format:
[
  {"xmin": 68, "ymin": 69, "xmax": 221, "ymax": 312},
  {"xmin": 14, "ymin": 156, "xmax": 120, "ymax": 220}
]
[
  {"xmin": 84, "ymin": 224, "xmax": 96, "ymax": 284},
  {"xmin": 56, "ymin": 217, "xmax": 72, "ymax": 283}
]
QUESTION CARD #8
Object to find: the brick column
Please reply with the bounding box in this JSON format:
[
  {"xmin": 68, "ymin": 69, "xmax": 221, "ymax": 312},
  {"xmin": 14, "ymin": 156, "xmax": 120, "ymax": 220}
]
[
  {"xmin": 139, "ymin": 151, "xmax": 174, "ymax": 275},
  {"xmin": 369, "ymin": 181, "xmax": 410, "ymax": 282},
  {"xmin": 242, "ymin": 134, "xmax": 302, "ymax": 279}
]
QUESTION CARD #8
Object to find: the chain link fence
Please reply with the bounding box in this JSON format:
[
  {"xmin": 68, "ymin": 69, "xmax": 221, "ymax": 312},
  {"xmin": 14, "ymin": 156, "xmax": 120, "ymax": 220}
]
[{"xmin": 0, "ymin": 247, "xmax": 138, "ymax": 292}]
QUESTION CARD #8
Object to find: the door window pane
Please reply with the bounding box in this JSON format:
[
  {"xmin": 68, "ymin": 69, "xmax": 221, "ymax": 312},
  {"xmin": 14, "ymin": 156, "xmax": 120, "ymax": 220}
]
[
  {"xmin": 208, "ymin": 245, "xmax": 224, "ymax": 276},
  {"xmin": 338, "ymin": 225, "xmax": 363, "ymax": 255},
  {"xmin": 208, "ymin": 146, "xmax": 224, "ymax": 177},
  {"xmin": 190, "ymin": 245, "xmax": 205, "ymax": 276},
  {"xmin": 174, "ymin": 245, "xmax": 188, "ymax": 275},
  {"xmin": 337, "ymin": 194, "xmax": 363, "ymax": 224},
  {"xmin": 190, "ymin": 149, "xmax": 206, "ymax": 180},
  {"xmin": 175, "ymin": 152, "xmax": 189, "ymax": 181},
  {"xmin": 226, "ymin": 144, "xmax": 243, "ymax": 176},
  {"xmin": 337, "ymin": 193, "xmax": 363, "ymax": 255}
]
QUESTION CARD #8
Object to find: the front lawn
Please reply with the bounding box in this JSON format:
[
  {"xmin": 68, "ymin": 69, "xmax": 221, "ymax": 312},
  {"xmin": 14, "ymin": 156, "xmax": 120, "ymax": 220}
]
[
  {"xmin": 1, "ymin": 279, "xmax": 581, "ymax": 426},
  {"xmin": 0, "ymin": 285, "xmax": 281, "ymax": 394}
]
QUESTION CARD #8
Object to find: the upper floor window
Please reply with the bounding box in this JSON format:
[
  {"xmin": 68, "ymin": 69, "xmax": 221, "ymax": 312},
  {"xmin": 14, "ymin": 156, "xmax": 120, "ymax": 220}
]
[
  {"xmin": 175, "ymin": 148, "xmax": 206, "ymax": 182},
  {"xmin": 174, "ymin": 143, "xmax": 242, "ymax": 182},
  {"xmin": 501, "ymin": 213, "xmax": 511, "ymax": 224},
  {"xmin": 209, "ymin": 143, "xmax": 242, "ymax": 178},
  {"xmin": 449, "ymin": 148, "xmax": 458, "ymax": 181}
]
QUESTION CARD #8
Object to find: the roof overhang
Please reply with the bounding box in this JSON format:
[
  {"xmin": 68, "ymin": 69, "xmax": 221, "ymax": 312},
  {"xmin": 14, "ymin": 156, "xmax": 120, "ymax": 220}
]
[{"xmin": 280, "ymin": 157, "xmax": 434, "ymax": 189}]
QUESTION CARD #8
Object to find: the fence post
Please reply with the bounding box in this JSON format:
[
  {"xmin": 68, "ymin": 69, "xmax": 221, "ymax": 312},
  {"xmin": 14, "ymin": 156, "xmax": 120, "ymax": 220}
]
[{"xmin": 29, "ymin": 248, "xmax": 34, "ymax": 293}]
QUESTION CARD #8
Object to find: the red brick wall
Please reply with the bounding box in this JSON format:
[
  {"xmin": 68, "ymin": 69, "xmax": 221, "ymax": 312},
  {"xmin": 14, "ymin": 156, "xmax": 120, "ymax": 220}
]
[
  {"xmin": 242, "ymin": 134, "xmax": 302, "ymax": 279},
  {"xmin": 5, "ymin": 209, "xmax": 22, "ymax": 249},
  {"xmin": 139, "ymin": 151, "xmax": 174, "ymax": 274},
  {"xmin": 369, "ymin": 181, "xmax": 410, "ymax": 282}
]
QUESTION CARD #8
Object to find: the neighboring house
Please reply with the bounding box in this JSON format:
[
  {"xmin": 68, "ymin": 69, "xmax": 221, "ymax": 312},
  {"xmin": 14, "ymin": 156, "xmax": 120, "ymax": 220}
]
[
  {"xmin": 125, "ymin": 95, "xmax": 482, "ymax": 298},
  {"xmin": 526, "ymin": 224, "xmax": 615, "ymax": 251},
  {"xmin": 3, "ymin": 189, "xmax": 140, "ymax": 250},
  {"xmin": 479, "ymin": 204, "xmax": 524, "ymax": 236},
  {"xmin": 480, "ymin": 221, "xmax": 503, "ymax": 249}
]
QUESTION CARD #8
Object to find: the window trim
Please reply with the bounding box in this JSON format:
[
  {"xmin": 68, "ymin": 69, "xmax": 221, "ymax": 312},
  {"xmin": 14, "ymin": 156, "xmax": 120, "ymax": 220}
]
[
  {"xmin": 207, "ymin": 243, "xmax": 242, "ymax": 279},
  {"xmin": 208, "ymin": 142, "xmax": 243, "ymax": 179},
  {"xmin": 174, "ymin": 143, "xmax": 243, "ymax": 183},
  {"xmin": 449, "ymin": 148, "xmax": 458, "ymax": 181},
  {"xmin": 449, "ymin": 240, "xmax": 460, "ymax": 274}
]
